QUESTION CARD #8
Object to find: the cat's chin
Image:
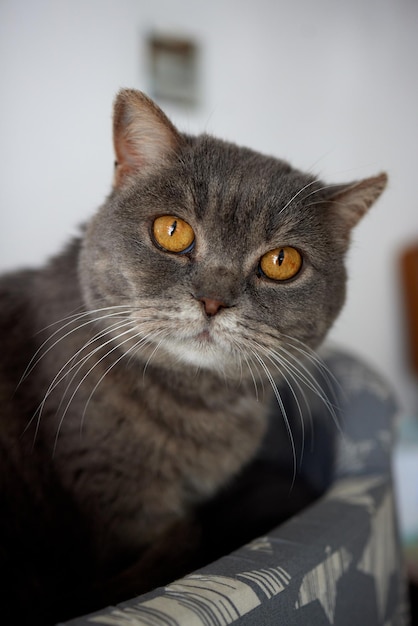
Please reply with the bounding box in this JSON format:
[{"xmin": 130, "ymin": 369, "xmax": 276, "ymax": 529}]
[{"xmin": 160, "ymin": 334, "xmax": 240, "ymax": 376}]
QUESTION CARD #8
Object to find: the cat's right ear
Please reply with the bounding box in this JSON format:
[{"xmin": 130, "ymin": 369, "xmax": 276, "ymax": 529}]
[{"xmin": 112, "ymin": 89, "xmax": 184, "ymax": 187}]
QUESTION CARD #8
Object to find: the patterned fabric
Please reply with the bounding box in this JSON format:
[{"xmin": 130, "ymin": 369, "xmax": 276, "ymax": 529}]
[{"xmin": 61, "ymin": 348, "xmax": 409, "ymax": 626}]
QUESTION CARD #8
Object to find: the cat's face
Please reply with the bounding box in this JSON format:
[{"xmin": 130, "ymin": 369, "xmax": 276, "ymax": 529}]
[{"xmin": 80, "ymin": 90, "xmax": 386, "ymax": 381}]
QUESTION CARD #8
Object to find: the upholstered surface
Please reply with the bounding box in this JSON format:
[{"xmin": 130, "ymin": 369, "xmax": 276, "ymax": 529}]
[{"xmin": 61, "ymin": 348, "xmax": 408, "ymax": 626}]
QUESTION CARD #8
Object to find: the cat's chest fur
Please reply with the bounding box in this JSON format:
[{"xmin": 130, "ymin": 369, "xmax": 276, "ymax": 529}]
[{"xmin": 48, "ymin": 346, "xmax": 268, "ymax": 555}]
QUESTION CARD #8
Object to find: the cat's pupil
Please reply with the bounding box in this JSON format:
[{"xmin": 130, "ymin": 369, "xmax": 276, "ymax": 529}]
[
  {"xmin": 278, "ymin": 249, "xmax": 285, "ymax": 266},
  {"xmin": 169, "ymin": 220, "xmax": 177, "ymax": 236}
]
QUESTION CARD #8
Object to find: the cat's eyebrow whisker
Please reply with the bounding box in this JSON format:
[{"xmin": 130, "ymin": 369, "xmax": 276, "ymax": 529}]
[
  {"xmin": 303, "ymin": 198, "xmax": 352, "ymax": 212},
  {"xmin": 299, "ymin": 182, "xmax": 338, "ymax": 201},
  {"xmin": 278, "ymin": 179, "xmax": 319, "ymax": 215},
  {"xmin": 281, "ymin": 181, "xmax": 348, "ymax": 214}
]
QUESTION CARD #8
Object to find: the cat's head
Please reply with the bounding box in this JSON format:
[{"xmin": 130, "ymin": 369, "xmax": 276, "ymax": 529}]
[{"xmin": 80, "ymin": 89, "xmax": 387, "ymax": 379}]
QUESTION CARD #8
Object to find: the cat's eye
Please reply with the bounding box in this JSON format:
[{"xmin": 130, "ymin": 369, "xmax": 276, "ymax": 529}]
[
  {"xmin": 259, "ymin": 247, "xmax": 302, "ymax": 281},
  {"xmin": 152, "ymin": 215, "xmax": 195, "ymax": 254}
]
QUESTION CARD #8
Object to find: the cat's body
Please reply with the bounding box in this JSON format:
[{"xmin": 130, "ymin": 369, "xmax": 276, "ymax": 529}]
[{"xmin": 0, "ymin": 90, "xmax": 386, "ymax": 625}]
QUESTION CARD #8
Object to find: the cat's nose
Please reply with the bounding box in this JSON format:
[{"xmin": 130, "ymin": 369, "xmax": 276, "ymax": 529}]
[{"xmin": 198, "ymin": 297, "xmax": 227, "ymax": 317}]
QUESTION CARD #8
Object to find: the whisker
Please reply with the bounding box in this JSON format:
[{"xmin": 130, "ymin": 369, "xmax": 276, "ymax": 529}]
[
  {"xmin": 22, "ymin": 318, "xmax": 132, "ymax": 439},
  {"xmin": 36, "ymin": 305, "xmax": 134, "ymax": 334},
  {"xmin": 18, "ymin": 308, "xmax": 133, "ymax": 386},
  {"xmin": 248, "ymin": 348, "xmax": 297, "ymax": 488},
  {"xmin": 280, "ymin": 181, "xmax": 349, "ymax": 216},
  {"xmin": 270, "ymin": 346, "xmax": 342, "ymax": 434},
  {"xmin": 52, "ymin": 320, "xmax": 136, "ymax": 413},
  {"xmin": 26, "ymin": 320, "xmax": 136, "ymax": 446},
  {"xmin": 79, "ymin": 330, "xmax": 165, "ymax": 437},
  {"xmin": 278, "ymin": 180, "xmax": 319, "ymax": 215},
  {"xmin": 227, "ymin": 337, "xmax": 261, "ymax": 394},
  {"xmin": 252, "ymin": 341, "xmax": 307, "ymax": 466},
  {"xmin": 52, "ymin": 325, "xmax": 145, "ymax": 454},
  {"xmin": 142, "ymin": 333, "xmax": 169, "ymax": 382},
  {"xmin": 227, "ymin": 334, "xmax": 260, "ymax": 397},
  {"xmin": 281, "ymin": 335, "xmax": 343, "ymax": 410},
  {"xmin": 240, "ymin": 320, "xmax": 340, "ymax": 422},
  {"xmin": 300, "ymin": 182, "xmax": 338, "ymax": 201},
  {"xmin": 246, "ymin": 352, "xmax": 265, "ymax": 402},
  {"xmin": 41, "ymin": 319, "xmax": 134, "ymax": 401}
]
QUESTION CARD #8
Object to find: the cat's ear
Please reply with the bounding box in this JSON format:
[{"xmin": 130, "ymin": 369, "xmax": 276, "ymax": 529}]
[
  {"xmin": 326, "ymin": 172, "xmax": 387, "ymax": 242},
  {"xmin": 112, "ymin": 89, "xmax": 184, "ymax": 187}
]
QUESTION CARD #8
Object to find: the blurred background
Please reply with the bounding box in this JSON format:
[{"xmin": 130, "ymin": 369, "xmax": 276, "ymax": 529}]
[{"xmin": 1, "ymin": 0, "xmax": 418, "ymax": 584}]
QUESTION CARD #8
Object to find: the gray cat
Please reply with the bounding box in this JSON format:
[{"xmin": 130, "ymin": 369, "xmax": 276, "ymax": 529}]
[{"xmin": 0, "ymin": 90, "xmax": 386, "ymax": 625}]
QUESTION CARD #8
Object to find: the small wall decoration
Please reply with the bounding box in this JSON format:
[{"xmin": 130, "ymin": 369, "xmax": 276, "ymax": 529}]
[{"xmin": 147, "ymin": 33, "xmax": 200, "ymax": 106}]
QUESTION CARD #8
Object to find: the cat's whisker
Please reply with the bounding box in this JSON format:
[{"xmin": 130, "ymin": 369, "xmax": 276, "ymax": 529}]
[
  {"xmin": 33, "ymin": 310, "xmax": 176, "ymax": 444},
  {"xmin": 238, "ymin": 320, "xmax": 341, "ymax": 458},
  {"xmin": 243, "ymin": 354, "xmax": 262, "ymax": 402},
  {"xmin": 277, "ymin": 348, "xmax": 336, "ymax": 421},
  {"xmin": 36, "ymin": 304, "xmax": 134, "ymax": 334},
  {"xmin": 53, "ymin": 325, "xmax": 148, "ymax": 454},
  {"xmin": 270, "ymin": 345, "xmax": 342, "ymax": 434},
  {"xmin": 25, "ymin": 309, "xmax": 169, "ymax": 437},
  {"xmin": 252, "ymin": 341, "xmax": 308, "ymax": 467},
  {"xmin": 26, "ymin": 320, "xmax": 137, "ymax": 447},
  {"xmin": 124, "ymin": 324, "xmax": 171, "ymax": 369},
  {"xmin": 231, "ymin": 339, "xmax": 257, "ymax": 397},
  {"xmin": 38, "ymin": 318, "xmax": 134, "ymax": 404},
  {"xmin": 52, "ymin": 320, "xmax": 137, "ymax": 414},
  {"xmin": 270, "ymin": 344, "xmax": 329, "ymax": 454},
  {"xmin": 247, "ymin": 348, "xmax": 297, "ymax": 488},
  {"xmin": 281, "ymin": 335, "xmax": 343, "ymax": 411},
  {"xmin": 22, "ymin": 318, "xmax": 134, "ymax": 441},
  {"xmin": 18, "ymin": 307, "xmax": 134, "ymax": 386},
  {"xmin": 141, "ymin": 332, "xmax": 170, "ymax": 382},
  {"xmin": 79, "ymin": 330, "xmax": 165, "ymax": 437},
  {"xmin": 247, "ymin": 349, "xmax": 267, "ymax": 401}
]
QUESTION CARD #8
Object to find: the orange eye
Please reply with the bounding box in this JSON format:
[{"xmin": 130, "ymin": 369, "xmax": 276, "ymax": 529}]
[
  {"xmin": 152, "ymin": 216, "xmax": 195, "ymax": 253},
  {"xmin": 259, "ymin": 247, "xmax": 302, "ymax": 281}
]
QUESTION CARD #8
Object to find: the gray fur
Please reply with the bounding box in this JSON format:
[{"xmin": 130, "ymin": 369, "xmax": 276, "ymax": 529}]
[{"xmin": 0, "ymin": 89, "xmax": 386, "ymax": 625}]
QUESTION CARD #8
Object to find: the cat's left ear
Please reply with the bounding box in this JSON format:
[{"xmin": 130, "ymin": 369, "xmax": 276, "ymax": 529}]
[
  {"xmin": 112, "ymin": 89, "xmax": 185, "ymax": 187},
  {"xmin": 326, "ymin": 172, "xmax": 388, "ymax": 241}
]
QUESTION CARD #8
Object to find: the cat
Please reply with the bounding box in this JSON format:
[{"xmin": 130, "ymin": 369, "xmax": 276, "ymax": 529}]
[{"xmin": 0, "ymin": 89, "xmax": 387, "ymax": 625}]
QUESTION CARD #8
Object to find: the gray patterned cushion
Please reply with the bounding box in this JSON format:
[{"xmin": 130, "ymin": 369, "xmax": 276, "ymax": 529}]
[{"xmin": 61, "ymin": 348, "xmax": 409, "ymax": 626}]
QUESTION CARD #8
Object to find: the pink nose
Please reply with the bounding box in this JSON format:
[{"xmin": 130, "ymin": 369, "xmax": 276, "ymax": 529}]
[{"xmin": 199, "ymin": 297, "xmax": 226, "ymax": 317}]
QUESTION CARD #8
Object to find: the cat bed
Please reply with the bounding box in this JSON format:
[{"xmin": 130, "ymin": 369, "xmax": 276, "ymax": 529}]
[{"xmin": 60, "ymin": 347, "xmax": 407, "ymax": 626}]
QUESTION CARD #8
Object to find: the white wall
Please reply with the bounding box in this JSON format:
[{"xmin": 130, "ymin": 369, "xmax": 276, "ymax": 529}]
[{"xmin": 1, "ymin": 0, "xmax": 417, "ymax": 412}]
